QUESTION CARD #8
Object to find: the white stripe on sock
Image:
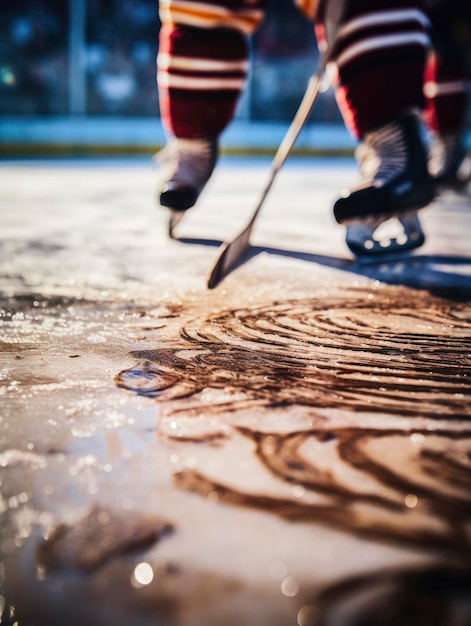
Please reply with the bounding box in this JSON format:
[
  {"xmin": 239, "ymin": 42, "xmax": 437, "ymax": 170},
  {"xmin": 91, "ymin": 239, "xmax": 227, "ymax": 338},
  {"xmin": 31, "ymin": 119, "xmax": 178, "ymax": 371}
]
[
  {"xmin": 158, "ymin": 53, "xmax": 249, "ymax": 73},
  {"xmin": 424, "ymin": 80, "xmax": 471, "ymax": 98},
  {"xmin": 337, "ymin": 8, "xmax": 430, "ymax": 41},
  {"xmin": 337, "ymin": 32, "xmax": 430, "ymax": 68},
  {"xmin": 158, "ymin": 72, "xmax": 246, "ymax": 90},
  {"xmin": 159, "ymin": 0, "xmax": 263, "ymax": 34}
]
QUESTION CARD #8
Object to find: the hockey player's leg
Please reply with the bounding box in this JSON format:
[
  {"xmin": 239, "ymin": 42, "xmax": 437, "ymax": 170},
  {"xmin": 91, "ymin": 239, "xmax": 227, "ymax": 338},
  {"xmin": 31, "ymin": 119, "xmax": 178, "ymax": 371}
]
[
  {"xmin": 425, "ymin": 0, "xmax": 471, "ymax": 192},
  {"xmin": 334, "ymin": 112, "xmax": 433, "ymax": 225},
  {"xmin": 336, "ymin": 111, "xmax": 432, "ymax": 255},
  {"xmin": 325, "ymin": 0, "xmax": 434, "ymax": 255},
  {"xmin": 156, "ymin": 0, "xmax": 264, "ymax": 234}
]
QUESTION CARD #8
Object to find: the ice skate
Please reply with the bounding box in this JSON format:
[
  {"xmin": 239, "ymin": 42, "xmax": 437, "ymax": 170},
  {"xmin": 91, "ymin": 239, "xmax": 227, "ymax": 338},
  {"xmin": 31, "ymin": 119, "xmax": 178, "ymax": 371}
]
[
  {"xmin": 156, "ymin": 137, "xmax": 218, "ymax": 237},
  {"xmin": 345, "ymin": 212, "xmax": 425, "ymax": 257},
  {"xmin": 334, "ymin": 112, "xmax": 434, "ymax": 257},
  {"xmin": 428, "ymin": 132, "xmax": 471, "ymax": 193}
]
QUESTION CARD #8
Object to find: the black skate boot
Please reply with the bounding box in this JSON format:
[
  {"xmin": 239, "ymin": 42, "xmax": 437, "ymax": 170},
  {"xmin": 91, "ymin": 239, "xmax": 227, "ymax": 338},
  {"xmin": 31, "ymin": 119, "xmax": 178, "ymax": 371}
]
[
  {"xmin": 334, "ymin": 112, "xmax": 435, "ymax": 256},
  {"xmin": 428, "ymin": 131, "xmax": 471, "ymax": 192},
  {"xmin": 156, "ymin": 137, "xmax": 218, "ymax": 236}
]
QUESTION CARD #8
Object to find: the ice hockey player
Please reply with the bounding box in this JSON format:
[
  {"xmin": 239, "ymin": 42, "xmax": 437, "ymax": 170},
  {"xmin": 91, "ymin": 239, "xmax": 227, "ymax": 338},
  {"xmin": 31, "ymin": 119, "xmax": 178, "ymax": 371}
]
[{"xmin": 155, "ymin": 0, "xmax": 470, "ymax": 252}]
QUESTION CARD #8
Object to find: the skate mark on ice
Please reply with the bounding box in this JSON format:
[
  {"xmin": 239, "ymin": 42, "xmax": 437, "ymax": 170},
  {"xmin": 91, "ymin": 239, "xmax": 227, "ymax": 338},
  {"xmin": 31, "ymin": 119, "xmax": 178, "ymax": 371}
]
[
  {"xmin": 174, "ymin": 426, "xmax": 471, "ymax": 553},
  {"xmin": 116, "ymin": 287, "xmax": 471, "ymax": 552},
  {"xmin": 117, "ymin": 288, "xmax": 471, "ymax": 419}
]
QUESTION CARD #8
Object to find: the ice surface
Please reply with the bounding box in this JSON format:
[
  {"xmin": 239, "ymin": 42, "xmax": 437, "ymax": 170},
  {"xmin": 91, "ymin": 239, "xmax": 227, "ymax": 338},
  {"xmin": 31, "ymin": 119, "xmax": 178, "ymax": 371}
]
[{"xmin": 0, "ymin": 158, "xmax": 470, "ymax": 625}]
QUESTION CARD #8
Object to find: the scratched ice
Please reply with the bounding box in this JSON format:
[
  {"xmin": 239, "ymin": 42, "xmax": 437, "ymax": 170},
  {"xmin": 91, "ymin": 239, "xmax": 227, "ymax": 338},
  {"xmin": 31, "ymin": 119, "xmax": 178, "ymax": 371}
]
[{"xmin": 0, "ymin": 160, "xmax": 470, "ymax": 626}]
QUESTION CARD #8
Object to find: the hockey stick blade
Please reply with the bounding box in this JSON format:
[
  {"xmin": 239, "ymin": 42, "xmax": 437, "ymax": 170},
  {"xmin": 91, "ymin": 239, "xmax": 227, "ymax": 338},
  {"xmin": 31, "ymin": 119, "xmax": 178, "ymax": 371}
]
[
  {"xmin": 206, "ymin": 222, "xmax": 253, "ymax": 289},
  {"xmin": 207, "ymin": 172, "xmax": 274, "ymax": 289},
  {"xmin": 206, "ymin": 199, "xmax": 265, "ymax": 289},
  {"xmin": 207, "ymin": 54, "xmax": 329, "ymax": 289}
]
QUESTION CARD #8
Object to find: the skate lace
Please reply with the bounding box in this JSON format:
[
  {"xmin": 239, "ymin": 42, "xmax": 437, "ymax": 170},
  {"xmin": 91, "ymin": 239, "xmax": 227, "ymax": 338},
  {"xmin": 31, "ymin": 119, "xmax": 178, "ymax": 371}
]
[
  {"xmin": 157, "ymin": 138, "xmax": 216, "ymax": 191},
  {"xmin": 357, "ymin": 121, "xmax": 408, "ymax": 187}
]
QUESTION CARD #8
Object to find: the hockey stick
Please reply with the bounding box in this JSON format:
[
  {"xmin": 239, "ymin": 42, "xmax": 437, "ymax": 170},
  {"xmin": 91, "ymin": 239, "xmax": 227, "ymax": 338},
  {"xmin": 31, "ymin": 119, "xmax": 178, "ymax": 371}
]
[{"xmin": 207, "ymin": 51, "xmax": 330, "ymax": 289}]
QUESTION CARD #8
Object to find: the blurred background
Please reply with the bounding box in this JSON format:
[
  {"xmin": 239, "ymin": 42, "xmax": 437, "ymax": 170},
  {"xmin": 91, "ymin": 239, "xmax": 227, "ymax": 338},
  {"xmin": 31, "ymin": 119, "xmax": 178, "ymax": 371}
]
[{"xmin": 0, "ymin": 0, "xmax": 349, "ymax": 157}]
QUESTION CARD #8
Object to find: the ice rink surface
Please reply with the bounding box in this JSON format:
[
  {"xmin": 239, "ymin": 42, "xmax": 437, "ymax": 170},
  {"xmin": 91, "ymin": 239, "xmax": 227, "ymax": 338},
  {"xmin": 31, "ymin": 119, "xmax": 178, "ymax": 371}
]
[{"xmin": 1, "ymin": 157, "xmax": 470, "ymax": 625}]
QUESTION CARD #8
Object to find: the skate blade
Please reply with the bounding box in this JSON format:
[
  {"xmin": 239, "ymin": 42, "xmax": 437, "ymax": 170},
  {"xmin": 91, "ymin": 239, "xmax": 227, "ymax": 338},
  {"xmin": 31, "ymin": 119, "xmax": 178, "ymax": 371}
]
[
  {"xmin": 346, "ymin": 212, "xmax": 425, "ymax": 258},
  {"xmin": 168, "ymin": 210, "xmax": 185, "ymax": 239}
]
